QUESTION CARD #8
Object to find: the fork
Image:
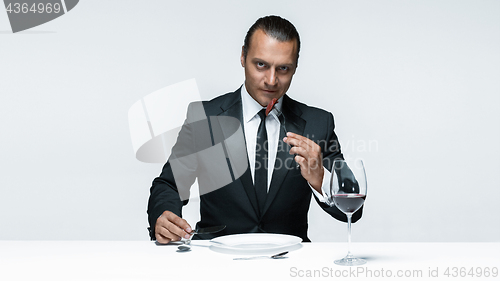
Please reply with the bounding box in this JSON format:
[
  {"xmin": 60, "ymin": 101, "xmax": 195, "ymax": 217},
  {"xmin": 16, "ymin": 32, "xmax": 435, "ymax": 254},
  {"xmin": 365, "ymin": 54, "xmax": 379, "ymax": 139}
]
[
  {"xmin": 233, "ymin": 251, "xmax": 289, "ymax": 260},
  {"xmin": 274, "ymin": 108, "xmax": 300, "ymax": 169}
]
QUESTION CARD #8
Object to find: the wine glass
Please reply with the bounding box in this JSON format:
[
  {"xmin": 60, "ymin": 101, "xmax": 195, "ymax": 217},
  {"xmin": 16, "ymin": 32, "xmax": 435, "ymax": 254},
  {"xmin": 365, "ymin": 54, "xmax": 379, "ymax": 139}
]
[{"xmin": 326, "ymin": 159, "xmax": 367, "ymax": 266}]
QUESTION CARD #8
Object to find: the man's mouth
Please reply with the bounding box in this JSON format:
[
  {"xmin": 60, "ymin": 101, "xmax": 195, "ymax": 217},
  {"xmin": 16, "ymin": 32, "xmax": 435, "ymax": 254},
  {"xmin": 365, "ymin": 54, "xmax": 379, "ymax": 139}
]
[{"xmin": 261, "ymin": 89, "xmax": 277, "ymax": 93}]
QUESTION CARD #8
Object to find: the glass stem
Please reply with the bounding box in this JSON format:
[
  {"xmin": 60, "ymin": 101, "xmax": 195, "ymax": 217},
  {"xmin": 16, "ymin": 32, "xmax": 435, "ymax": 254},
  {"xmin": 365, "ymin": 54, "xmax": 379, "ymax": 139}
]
[{"xmin": 346, "ymin": 213, "xmax": 353, "ymax": 258}]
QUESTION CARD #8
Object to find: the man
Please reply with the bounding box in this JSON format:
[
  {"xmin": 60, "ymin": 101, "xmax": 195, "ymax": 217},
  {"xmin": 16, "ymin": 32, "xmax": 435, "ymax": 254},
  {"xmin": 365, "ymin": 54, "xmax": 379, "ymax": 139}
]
[{"xmin": 147, "ymin": 15, "xmax": 362, "ymax": 243}]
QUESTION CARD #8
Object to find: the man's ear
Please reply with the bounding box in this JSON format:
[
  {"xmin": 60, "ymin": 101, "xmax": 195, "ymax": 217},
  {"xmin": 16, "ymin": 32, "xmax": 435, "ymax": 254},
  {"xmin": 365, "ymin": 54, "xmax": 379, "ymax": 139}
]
[{"xmin": 240, "ymin": 46, "xmax": 245, "ymax": 67}]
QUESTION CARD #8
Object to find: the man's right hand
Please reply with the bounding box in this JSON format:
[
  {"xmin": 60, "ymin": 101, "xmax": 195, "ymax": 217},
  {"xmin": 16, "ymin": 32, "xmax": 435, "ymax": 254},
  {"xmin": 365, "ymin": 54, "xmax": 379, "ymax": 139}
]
[{"xmin": 155, "ymin": 210, "xmax": 192, "ymax": 244}]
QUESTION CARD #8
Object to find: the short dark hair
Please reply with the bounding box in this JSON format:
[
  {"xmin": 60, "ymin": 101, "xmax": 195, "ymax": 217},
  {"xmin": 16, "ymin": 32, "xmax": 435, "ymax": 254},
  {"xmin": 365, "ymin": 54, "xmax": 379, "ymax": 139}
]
[{"xmin": 243, "ymin": 15, "xmax": 301, "ymax": 65}]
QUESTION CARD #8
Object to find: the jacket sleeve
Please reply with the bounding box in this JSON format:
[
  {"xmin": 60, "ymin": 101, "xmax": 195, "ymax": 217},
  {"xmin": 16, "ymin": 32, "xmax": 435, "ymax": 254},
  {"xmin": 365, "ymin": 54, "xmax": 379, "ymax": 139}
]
[{"xmin": 147, "ymin": 102, "xmax": 203, "ymax": 240}]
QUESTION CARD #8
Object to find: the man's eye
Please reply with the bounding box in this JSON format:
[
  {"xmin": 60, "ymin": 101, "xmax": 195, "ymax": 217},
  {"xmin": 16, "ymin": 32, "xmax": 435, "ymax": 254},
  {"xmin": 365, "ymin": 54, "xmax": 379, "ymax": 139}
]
[
  {"xmin": 279, "ymin": 66, "xmax": 289, "ymax": 71},
  {"xmin": 257, "ymin": 62, "xmax": 266, "ymax": 68}
]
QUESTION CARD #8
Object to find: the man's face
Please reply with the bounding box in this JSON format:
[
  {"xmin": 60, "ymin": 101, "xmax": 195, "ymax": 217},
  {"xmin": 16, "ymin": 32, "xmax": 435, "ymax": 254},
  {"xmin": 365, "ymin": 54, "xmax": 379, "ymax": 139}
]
[{"xmin": 241, "ymin": 29, "xmax": 298, "ymax": 107}]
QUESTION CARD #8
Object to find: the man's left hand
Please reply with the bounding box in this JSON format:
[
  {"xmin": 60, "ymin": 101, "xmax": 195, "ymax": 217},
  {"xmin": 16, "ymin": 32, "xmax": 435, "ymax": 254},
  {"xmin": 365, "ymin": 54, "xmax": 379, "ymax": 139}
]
[{"xmin": 284, "ymin": 132, "xmax": 324, "ymax": 192}]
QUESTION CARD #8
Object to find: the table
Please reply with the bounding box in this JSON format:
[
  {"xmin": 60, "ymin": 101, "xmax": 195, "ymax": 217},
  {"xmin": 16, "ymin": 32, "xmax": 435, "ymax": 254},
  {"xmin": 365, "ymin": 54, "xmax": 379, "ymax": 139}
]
[{"xmin": 0, "ymin": 241, "xmax": 498, "ymax": 280}]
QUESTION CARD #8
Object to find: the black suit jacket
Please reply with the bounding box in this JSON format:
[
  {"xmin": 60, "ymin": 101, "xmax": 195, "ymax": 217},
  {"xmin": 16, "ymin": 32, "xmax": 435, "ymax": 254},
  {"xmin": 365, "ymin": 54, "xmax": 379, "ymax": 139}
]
[{"xmin": 147, "ymin": 88, "xmax": 362, "ymax": 242}]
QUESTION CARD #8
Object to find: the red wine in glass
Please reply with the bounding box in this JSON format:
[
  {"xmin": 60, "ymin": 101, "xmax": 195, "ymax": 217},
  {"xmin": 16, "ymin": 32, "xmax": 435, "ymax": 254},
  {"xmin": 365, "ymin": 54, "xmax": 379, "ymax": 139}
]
[{"xmin": 332, "ymin": 194, "xmax": 366, "ymax": 214}]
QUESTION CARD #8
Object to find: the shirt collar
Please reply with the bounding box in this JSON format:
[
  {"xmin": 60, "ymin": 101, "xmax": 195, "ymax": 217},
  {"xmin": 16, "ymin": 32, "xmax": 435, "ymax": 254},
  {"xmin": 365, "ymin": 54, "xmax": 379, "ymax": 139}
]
[{"xmin": 241, "ymin": 83, "xmax": 284, "ymax": 123}]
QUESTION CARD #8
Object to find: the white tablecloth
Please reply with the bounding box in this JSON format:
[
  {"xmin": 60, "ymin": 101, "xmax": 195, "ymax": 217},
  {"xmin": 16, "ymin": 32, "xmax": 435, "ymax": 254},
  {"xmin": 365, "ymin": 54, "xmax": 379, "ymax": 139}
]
[{"xmin": 0, "ymin": 241, "xmax": 498, "ymax": 280}]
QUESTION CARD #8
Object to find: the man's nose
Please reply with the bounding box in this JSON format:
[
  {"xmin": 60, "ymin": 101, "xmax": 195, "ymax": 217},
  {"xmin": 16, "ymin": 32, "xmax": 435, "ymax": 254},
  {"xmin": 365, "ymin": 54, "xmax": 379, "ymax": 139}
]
[{"xmin": 265, "ymin": 69, "xmax": 277, "ymax": 86}]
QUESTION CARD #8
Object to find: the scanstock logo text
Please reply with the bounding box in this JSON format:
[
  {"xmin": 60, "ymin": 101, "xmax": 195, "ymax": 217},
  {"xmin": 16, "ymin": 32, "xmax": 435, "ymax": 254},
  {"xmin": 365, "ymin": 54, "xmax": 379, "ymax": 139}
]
[{"xmin": 3, "ymin": 0, "xmax": 79, "ymax": 33}]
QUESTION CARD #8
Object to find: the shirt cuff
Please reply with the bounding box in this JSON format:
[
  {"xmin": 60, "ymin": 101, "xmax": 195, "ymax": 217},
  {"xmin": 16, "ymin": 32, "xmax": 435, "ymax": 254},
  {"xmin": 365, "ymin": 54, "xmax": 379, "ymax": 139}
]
[{"xmin": 308, "ymin": 167, "xmax": 331, "ymax": 203}]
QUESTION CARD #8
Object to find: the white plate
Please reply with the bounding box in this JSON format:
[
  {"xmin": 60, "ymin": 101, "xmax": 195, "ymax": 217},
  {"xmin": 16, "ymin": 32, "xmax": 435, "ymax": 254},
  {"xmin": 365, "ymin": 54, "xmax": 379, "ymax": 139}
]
[{"xmin": 209, "ymin": 233, "xmax": 302, "ymax": 251}]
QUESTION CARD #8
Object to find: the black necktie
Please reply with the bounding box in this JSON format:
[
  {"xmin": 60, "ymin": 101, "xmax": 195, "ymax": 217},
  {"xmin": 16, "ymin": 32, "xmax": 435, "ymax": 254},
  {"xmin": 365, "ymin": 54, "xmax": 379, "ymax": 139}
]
[{"xmin": 255, "ymin": 109, "xmax": 268, "ymax": 214}]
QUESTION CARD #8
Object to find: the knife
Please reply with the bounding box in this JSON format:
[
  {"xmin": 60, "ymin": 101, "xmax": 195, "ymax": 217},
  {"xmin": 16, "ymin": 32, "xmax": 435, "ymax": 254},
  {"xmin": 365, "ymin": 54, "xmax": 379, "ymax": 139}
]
[{"xmin": 189, "ymin": 225, "xmax": 226, "ymax": 235}]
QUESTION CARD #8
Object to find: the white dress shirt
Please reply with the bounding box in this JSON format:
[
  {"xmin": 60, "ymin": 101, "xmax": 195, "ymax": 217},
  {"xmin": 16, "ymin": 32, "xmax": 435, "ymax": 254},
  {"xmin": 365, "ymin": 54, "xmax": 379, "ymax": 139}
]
[{"xmin": 240, "ymin": 84, "xmax": 331, "ymax": 202}]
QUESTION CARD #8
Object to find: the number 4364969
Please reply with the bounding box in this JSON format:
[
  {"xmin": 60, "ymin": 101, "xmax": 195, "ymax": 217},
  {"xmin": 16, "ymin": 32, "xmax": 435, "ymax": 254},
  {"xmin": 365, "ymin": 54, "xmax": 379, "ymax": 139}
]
[
  {"xmin": 443, "ymin": 267, "xmax": 498, "ymax": 278},
  {"xmin": 5, "ymin": 3, "xmax": 62, "ymax": 14}
]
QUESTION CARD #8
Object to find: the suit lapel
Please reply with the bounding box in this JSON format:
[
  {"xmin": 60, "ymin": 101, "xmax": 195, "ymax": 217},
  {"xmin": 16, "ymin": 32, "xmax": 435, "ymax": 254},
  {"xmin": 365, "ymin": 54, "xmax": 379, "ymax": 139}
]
[
  {"xmin": 262, "ymin": 95, "xmax": 306, "ymax": 216},
  {"xmin": 215, "ymin": 88, "xmax": 261, "ymax": 217},
  {"xmin": 212, "ymin": 91, "xmax": 307, "ymax": 219}
]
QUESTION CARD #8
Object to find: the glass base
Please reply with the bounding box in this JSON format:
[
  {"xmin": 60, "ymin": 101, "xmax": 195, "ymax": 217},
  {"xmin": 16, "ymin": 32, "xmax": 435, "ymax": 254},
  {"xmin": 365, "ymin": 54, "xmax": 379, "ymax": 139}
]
[{"xmin": 334, "ymin": 256, "xmax": 367, "ymax": 266}]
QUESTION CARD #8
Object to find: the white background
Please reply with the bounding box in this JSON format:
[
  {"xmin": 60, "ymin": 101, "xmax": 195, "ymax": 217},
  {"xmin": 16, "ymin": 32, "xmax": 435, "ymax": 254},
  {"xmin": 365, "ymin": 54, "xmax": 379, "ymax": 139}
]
[{"xmin": 0, "ymin": 0, "xmax": 498, "ymax": 242}]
